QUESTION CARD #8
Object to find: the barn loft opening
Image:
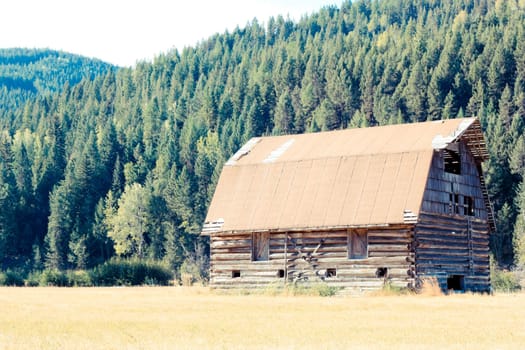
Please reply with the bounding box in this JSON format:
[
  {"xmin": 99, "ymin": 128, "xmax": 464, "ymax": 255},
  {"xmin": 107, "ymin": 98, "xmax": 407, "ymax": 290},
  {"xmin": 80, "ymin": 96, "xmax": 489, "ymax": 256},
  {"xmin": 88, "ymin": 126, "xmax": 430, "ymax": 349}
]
[
  {"xmin": 326, "ymin": 268, "xmax": 337, "ymax": 278},
  {"xmin": 232, "ymin": 270, "xmax": 241, "ymax": 278},
  {"xmin": 447, "ymin": 275, "xmax": 465, "ymax": 291},
  {"xmin": 444, "ymin": 148, "xmax": 461, "ymax": 174},
  {"xmin": 277, "ymin": 269, "xmax": 285, "ymax": 278}
]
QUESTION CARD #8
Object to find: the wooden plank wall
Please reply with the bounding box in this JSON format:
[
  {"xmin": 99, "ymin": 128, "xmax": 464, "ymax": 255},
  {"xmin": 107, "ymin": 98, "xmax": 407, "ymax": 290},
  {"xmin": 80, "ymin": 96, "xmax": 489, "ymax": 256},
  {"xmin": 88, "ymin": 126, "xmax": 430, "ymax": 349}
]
[
  {"xmin": 415, "ymin": 212, "xmax": 490, "ymax": 292},
  {"xmin": 421, "ymin": 141, "xmax": 488, "ymax": 220},
  {"xmin": 210, "ymin": 226, "xmax": 415, "ymax": 293},
  {"xmin": 417, "ymin": 140, "xmax": 491, "ymax": 293}
]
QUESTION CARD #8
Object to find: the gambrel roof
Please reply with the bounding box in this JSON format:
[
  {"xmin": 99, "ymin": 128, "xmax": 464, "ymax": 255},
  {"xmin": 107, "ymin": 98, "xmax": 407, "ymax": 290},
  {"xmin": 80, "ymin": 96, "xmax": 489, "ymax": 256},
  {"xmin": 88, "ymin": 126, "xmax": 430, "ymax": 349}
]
[{"xmin": 202, "ymin": 117, "xmax": 489, "ymax": 234}]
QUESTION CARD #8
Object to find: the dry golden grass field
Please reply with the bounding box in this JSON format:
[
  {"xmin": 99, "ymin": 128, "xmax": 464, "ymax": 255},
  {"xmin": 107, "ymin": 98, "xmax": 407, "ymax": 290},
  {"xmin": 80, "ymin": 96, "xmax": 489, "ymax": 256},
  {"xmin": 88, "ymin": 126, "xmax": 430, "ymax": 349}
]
[{"xmin": 0, "ymin": 286, "xmax": 524, "ymax": 350}]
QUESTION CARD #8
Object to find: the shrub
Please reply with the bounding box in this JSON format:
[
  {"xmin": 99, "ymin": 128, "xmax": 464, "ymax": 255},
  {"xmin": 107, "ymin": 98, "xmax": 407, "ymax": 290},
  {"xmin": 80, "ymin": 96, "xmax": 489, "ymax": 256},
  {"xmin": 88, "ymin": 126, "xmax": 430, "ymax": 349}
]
[
  {"xmin": 39, "ymin": 269, "xmax": 68, "ymax": 286},
  {"xmin": 67, "ymin": 270, "xmax": 93, "ymax": 287},
  {"xmin": 90, "ymin": 258, "xmax": 173, "ymax": 286},
  {"xmin": 179, "ymin": 259, "xmax": 207, "ymax": 286},
  {"xmin": 25, "ymin": 271, "xmax": 41, "ymax": 287},
  {"xmin": 491, "ymin": 269, "xmax": 521, "ymax": 293},
  {"xmin": 179, "ymin": 243, "xmax": 209, "ymax": 286},
  {"xmin": 0, "ymin": 269, "xmax": 25, "ymax": 286}
]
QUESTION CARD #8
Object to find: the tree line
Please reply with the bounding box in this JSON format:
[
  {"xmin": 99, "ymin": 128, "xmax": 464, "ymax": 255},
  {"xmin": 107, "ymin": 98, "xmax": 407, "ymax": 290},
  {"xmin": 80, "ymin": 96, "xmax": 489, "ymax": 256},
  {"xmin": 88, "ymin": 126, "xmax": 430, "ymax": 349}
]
[{"xmin": 0, "ymin": 0, "xmax": 524, "ymax": 279}]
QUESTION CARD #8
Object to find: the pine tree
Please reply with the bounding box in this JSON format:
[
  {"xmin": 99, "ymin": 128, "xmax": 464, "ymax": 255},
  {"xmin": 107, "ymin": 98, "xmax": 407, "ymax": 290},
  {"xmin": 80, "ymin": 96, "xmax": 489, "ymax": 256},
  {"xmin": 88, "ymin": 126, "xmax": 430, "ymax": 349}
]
[
  {"xmin": 0, "ymin": 161, "xmax": 17, "ymax": 260},
  {"xmin": 245, "ymin": 83, "xmax": 268, "ymax": 137},
  {"xmin": 143, "ymin": 96, "xmax": 162, "ymax": 167},
  {"xmin": 68, "ymin": 228, "xmax": 88, "ymax": 270},
  {"xmin": 498, "ymin": 85, "xmax": 514, "ymax": 131},
  {"xmin": 314, "ymin": 98, "xmax": 339, "ymax": 131},
  {"xmin": 467, "ymin": 79, "xmax": 486, "ymax": 117},
  {"xmin": 442, "ymin": 90, "xmax": 457, "ymax": 119},
  {"xmin": 273, "ymin": 89, "xmax": 295, "ymax": 134},
  {"xmin": 513, "ymin": 183, "xmax": 525, "ymax": 269},
  {"xmin": 492, "ymin": 202, "xmax": 515, "ymax": 265},
  {"xmin": 12, "ymin": 142, "xmax": 32, "ymax": 206},
  {"xmin": 45, "ymin": 183, "xmax": 72, "ymax": 270},
  {"xmin": 404, "ymin": 61, "xmax": 428, "ymax": 121},
  {"xmin": 163, "ymin": 226, "xmax": 184, "ymax": 270},
  {"xmin": 360, "ymin": 63, "xmax": 376, "ymax": 125},
  {"xmin": 166, "ymin": 166, "xmax": 197, "ymax": 234},
  {"xmin": 510, "ymin": 136, "xmax": 525, "ymax": 177},
  {"xmin": 90, "ymin": 197, "xmax": 112, "ymax": 264}
]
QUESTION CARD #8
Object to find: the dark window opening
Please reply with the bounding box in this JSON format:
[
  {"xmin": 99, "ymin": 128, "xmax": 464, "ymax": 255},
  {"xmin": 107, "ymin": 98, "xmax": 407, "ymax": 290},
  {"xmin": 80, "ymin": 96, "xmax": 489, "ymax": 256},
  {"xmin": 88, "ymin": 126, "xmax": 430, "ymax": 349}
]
[
  {"xmin": 348, "ymin": 230, "xmax": 368, "ymax": 259},
  {"xmin": 277, "ymin": 269, "xmax": 285, "ymax": 278},
  {"xmin": 376, "ymin": 267, "xmax": 388, "ymax": 278},
  {"xmin": 447, "ymin": 275, "xmax": 465, "ymax": 291},
  {"xmin": 326, "ymin": 268, "xmax": 337, "ymax": 278},
  {"xmin": 252, "ymin": 232, "xmax": 269, "ymax": 261},
  {"xmin": 464, "ymin": 196, "xmax": 474, "ymax": 216},
  {"xmin": 232, "ymin": 270, "xmax": 241, "ymax": 278},
  {"xmin": 444, "ymin": 149, "xmax": 461, "ymax": 174}
]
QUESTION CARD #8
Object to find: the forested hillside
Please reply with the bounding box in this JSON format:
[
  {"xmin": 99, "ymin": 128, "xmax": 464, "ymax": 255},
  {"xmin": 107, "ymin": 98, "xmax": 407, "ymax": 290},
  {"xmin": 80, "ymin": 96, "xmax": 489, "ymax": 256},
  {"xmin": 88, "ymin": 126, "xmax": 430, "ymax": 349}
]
[
  {"xmin": 0, "ymin": 48, "xmax": 115, "ymax": 112},
  {"xmin": 1, "ymin": 0, "xmax": 524, "ymax": 280}
]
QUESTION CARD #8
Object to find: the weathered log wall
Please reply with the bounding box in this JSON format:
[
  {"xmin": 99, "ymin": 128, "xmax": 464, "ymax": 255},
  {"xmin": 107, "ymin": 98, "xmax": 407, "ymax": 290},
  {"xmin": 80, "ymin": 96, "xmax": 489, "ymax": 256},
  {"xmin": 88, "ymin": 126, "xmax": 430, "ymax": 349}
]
[
  {"xmin": 414, "ymin": 212, "xmax": 490, "ymax": 292},
  {"xmin": 210, "ymin": 226, "xmax": 415, "ymax": 293}
]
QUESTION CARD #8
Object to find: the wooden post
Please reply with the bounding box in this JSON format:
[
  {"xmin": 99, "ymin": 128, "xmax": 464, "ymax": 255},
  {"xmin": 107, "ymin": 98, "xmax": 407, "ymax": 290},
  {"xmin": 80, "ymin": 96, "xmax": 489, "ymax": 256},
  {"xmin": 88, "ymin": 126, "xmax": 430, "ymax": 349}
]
[
  {"xmin": 284, "ymin": 232, "xmax": 288, "ymax": 285},
  {"xmin": 468, "ymin": 217, "xmax": 473, "ymax": 274}
]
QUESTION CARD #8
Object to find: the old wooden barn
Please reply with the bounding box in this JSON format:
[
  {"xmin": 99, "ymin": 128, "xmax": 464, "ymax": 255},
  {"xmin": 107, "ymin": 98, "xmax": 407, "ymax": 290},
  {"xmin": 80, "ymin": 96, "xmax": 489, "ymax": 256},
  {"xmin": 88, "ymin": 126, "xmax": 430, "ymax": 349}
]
[{"xmin": 202, "ymin": 117, "xmax": 494, "ymax": 293}]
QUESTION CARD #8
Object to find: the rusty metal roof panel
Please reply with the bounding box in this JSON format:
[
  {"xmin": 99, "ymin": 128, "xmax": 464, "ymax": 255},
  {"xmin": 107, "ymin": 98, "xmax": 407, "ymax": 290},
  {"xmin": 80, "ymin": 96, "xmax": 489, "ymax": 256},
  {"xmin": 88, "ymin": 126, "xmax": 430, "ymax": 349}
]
[
  {"xmin": 279, "ymin": 160, "xmax": 312, "ymax": 229},
  {"xmin": 295, "ymin": 158, "xmax": 326, "ymax": 228},
  {"xmin": 263, "ymin": 162, "xmax": 296, "ymax": 230},
  {"xmin": 308, "ymin": 157, "xmax": 340, "ymax": 227},
  {"xmin": 368, "ymin": 153, "xmax": 400, "ymax": 224},
  {"xmin": 323, "ymin": 156, "xmax": 357, "ymax": 226}
]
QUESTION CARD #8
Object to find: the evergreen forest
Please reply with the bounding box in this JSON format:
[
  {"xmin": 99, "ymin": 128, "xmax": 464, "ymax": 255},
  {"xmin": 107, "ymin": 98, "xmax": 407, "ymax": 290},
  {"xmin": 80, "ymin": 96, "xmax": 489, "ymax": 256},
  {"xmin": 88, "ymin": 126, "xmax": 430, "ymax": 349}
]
[
  {"xmin": 0, "ymin": 48, "xmax": 115, "ymax": 112},
  {"xmin": 1, "ymin": 0, "xmax": 525, "ymax": 284}
]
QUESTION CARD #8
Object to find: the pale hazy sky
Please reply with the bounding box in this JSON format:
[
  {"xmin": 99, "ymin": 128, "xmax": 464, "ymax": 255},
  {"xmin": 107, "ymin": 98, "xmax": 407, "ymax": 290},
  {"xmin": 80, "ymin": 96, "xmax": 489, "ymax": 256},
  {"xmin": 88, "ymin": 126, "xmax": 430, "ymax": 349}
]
[{"xmin": 1, "ymin": 0, "xmax": 338, "ymax": 67}]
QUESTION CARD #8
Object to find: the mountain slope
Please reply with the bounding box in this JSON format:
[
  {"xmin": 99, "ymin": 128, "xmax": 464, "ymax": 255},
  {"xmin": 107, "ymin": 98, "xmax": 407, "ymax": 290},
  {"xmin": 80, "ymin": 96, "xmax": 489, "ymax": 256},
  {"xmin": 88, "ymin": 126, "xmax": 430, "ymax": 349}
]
[{"xmin": 0, "ymin": 48, "xmax": 116, "ymax": 112}]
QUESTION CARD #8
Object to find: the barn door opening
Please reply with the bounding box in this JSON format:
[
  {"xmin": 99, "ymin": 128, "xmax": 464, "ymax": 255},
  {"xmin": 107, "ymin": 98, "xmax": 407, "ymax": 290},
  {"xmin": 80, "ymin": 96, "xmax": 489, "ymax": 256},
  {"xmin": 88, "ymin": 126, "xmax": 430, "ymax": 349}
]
[
  {"xmin": 252, "ymin": 232, "xmax": 269, "ymax": 261},
  {"xmin": 447, "ymin": 275, "xmax": 465, "ymax": 292}
]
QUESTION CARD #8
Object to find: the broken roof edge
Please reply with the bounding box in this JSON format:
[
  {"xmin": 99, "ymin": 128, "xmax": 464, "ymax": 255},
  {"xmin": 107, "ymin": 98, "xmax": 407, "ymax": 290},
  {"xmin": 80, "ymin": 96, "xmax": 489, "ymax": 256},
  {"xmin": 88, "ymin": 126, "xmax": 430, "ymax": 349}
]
[
  {"xmin": 431, "ymin": 118, "xmax": 473, "ymax": 147},
  {"xmin": 432, "ymin": 117, "xmax": 489, "ymax": 161},
  {"xmin": 226, "ymin": 118, "xmax": 487, "ymax": 167},
  {"xmin": 225, "ymin": 137, "xmax": 261, "ymax": 166}
]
